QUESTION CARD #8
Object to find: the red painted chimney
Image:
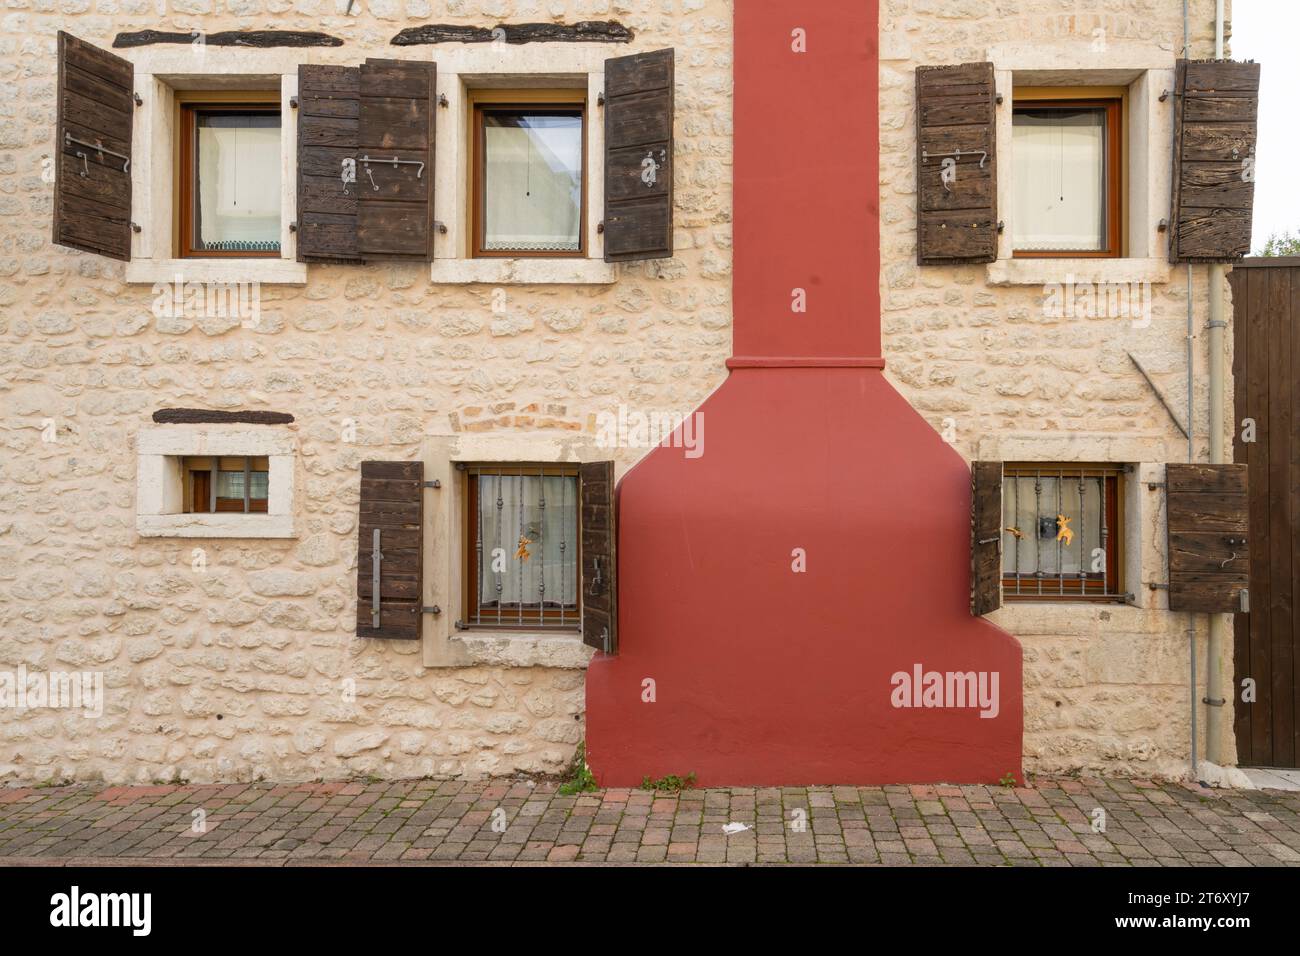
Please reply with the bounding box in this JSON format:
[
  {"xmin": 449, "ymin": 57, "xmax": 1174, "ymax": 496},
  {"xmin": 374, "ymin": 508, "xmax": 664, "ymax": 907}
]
[{"xmin": 584, "ymin": 0, "xmax": 1023, "ymax": 785}]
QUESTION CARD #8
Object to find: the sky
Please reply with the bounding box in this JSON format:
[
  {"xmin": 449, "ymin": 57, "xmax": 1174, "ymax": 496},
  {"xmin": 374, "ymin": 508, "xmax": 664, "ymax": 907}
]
[{"xmin": 1231, "ymin": 0, "xmax": 1300, "ymax": 251}]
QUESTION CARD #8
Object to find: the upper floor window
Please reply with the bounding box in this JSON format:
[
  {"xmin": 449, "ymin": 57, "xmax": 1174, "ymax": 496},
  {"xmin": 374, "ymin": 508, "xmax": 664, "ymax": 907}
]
[
  {"xmin": 1012, "ymin": 90, "xmax": 1123, "ymax": 258},
  {"xmin": 178, "ymin": 96, "xmax": 282, "ymax": 258},
  {"xmin": 470, "ymin": 92, "xmax": 586, "ymax": 258}
]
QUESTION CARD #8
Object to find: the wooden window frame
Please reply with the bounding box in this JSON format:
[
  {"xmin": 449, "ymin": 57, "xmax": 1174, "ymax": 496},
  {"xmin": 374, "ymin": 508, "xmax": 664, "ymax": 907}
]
[
  {"xmin": 175, "ymin": 91, "xmax": 282, "ymax": 260},
  {"xmin": 1001, "ymin": 462, "xmax": 1125, "ymax": 603},
  {"xmin": 1011, "ymin": 88, "xmax": 1125, "ymax": 260},
  {"xmin": 467, "ymin": 89, "xmax": 587, "ymax": 260},
  {"xmin": 462, "ymin": 462, "xmax": 581, "ymax": 631}
]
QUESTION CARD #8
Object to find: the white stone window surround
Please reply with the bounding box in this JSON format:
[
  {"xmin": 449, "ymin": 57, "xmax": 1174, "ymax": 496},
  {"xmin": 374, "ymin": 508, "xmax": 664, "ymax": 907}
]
[
  {"xmin": 984, "ymin": 40, "xmax": 1177, "ymax": 287},
  {"xmin": 117, "ymin": 44, "xmax": 628, "ymax": 287},
  {"xmin": 431, "ymin": 45, "xmax": 616, "ymax": 286},
  {"xmin": 420, "ymin": 433, "xmax": 598, "ymax": 670},
  {"xmin": 136, "ymin": 424, "xmax": 296, "ymax": 539}
]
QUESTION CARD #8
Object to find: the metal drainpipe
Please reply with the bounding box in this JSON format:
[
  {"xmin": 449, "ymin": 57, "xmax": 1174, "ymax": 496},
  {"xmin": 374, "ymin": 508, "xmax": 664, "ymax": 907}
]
[
  {"xmin": 1205, "ymin": 0, "xmax": 1229, "ymax": 768},
  {"xmin": 1181, "ymin": 0, "xmax": 1199, "ymax": 780}
]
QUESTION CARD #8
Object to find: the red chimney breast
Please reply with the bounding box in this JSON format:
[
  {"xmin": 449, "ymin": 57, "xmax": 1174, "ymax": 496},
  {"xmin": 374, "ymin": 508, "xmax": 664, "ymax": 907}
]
[{"xmin": 583, "ymin": 0, "xmax": 1024, "ymax": 787}]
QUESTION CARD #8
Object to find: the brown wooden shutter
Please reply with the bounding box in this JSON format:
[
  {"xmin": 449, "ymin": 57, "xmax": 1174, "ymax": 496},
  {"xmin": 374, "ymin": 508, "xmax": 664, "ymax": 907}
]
[
  {"xmin": 1166, "ymin": 463, "xmax": 1250, "ymax": 612},
  {"xmin": 1169, "ymin": 59, "xmax": 1260, "ymax": 263},
  {"xmin": 580, "ymin": 461, "xmax": 618, "ymax": 653},
  {"xmin": 357, "ymin": 58, "xmax": 435, "ymax": 261},
  {"xmin": 603, "ymin": 48, "xmax": 674, "ymax": 262},
  {"xmin": 53, "ymin": 32, "xmax": 134, "ymax": 261},
  {"xmin": 916, "ymin": 62, "xmax": 997, "ymax": 266},
  {"xmin": 970, "ymin": 461, "xmax": 1003, "ymax": 616},
  {"xmin": 356, "ymin": 460, "xmax": 423, "ymax": 640},
  {"xmin": 297, "ymin": 65, "xmax": 361, "ymax": 262}
]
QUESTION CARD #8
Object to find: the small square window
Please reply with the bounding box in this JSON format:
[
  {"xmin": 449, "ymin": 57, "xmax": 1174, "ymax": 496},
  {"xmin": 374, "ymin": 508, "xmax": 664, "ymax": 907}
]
[
  {"xmin": 1012, "ymin": 94, "xmax": 1122, "ymax": 257},
  {"xmin": 471, "ymin": 96, "xmax": 586, "ymax": 257},
  {"xmin": 464, "ymin": 464, "xmax": 580, "ymax": 629},
  {"xmin": 1001, "ymin": 463, "xmax": 1124, "ymax": 602},
  {"xmin": 178, "ymin": 99, "xmax": 282, "ymax": 257}
]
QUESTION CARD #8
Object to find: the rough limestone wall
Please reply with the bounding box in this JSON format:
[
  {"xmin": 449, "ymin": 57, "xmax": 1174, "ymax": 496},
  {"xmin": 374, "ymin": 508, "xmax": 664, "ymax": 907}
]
[
  {"xmin": 0, "ymin": 1, "xmax": 733, "ymax": 785},
  {"xmin": 879, "ymin": 0, "xmax": 1237, "ymax": 777}
]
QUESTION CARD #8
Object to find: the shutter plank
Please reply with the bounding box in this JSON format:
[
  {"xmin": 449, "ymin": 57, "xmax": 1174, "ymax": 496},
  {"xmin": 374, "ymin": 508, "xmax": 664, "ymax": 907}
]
[
  {"xmin": 53, "ymin": 31, "xmax": 133, "ymax": 261},
  {"xmin": 916, "ymin": 62, "xmax": 997, "ymax": 266},
  {"xmin": 580, "ymin": 461, "xmax": 618, "ymax": 653},
  {"xmin": 970, "ymin": 461, "xmax": 1003, "ymax": 616},
  {"xmin": 356, "ymin": 459, "xmax": 424, "ymax": 640},
  {"xmin": 1170, "ymin": 59, "xmax": 1260, "ymax": 262},
  {"xmin": 298, "ymin": 64, "xmax": 361, "ymax": 262},
  {"xmin": 357, "ymin": 58, "xmax": 435, "ymax": 261},
  {"xmin": 1166, "ymin": 463, "xmax": 1250, "ymax": 612},
  {"xmin": 603, "ymin": 48, "xmax": 674, "ymax": 263}
]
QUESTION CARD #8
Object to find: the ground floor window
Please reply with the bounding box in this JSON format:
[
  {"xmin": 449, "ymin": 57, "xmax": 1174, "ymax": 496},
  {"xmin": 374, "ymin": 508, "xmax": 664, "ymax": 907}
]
[
  {"xmin": 184, "ymin": 456, "xmax": 270, "ymax": 514},
  {"xmin": 1001, "ymin": 463, "xmax": 1124, "ymax": 601},
  {"xmin": 463, "ymin": 463, "xmax": 580, "ymax": 629}
]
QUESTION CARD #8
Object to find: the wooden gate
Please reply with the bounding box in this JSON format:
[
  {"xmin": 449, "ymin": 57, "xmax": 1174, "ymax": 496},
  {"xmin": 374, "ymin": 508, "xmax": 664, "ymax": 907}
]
[{"xmin": 1231, "ymin": 258, "xmax": 1300, "ymax": 768}]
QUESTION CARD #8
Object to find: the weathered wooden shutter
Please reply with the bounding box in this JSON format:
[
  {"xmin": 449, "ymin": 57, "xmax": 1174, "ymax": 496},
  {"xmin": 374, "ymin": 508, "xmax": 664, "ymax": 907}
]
[
  {"xmin": 915, "ymin": 62, "xmax": 997, "ymax": 266},
  {"xmin": 53, "ymin": 32, "xmax": 134, "ymax": 261},
  {"xmin": 580, "ymin": 461, "xmax": 618, "ymax": 653},
  {"xmin": 357, "ymin": 58, "xmax": 436, "ymax": 261},
  {"xmin": 1169, "ymin": 59, "xmax": 1260, "ymax": 263},
  {"xmin": 1166, "ymin": 463, "xmax": 1250, "ymax": 612},
  {"xmin": 297, "ymin": 65, "xmax": 361, "ymax": 262},
  {"xmin": 970, "ymin": 461, "xmax": 1003, "ymax": 616},
  {"xmin": 356, "ymin": 460, "xmax": 423, "ymax": 640},
  {"xmin": 603, "ymin": 48, "xmax": 674, "ymax": 262}
]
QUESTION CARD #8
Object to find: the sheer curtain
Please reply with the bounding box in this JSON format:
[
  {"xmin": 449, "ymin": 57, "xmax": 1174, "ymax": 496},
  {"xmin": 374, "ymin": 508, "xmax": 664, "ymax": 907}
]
[
  {"xmin": 476, "ymin": 474, "xmax": 578, "ymax": 612},
  {"xmin": 196, "ymin": 113, "xmax": 281, "ymax": 251},
  {"xmin": 1012, "ymin": 108, "xmax": 1106, "ymax": 251},
  {"xmin": 483, "ymin": 113, "xmax": 582, "ymax": 252}
]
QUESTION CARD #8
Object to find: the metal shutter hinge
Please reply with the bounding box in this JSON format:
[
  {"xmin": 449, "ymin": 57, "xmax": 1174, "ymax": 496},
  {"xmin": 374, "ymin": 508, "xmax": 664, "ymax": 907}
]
[
  {"xmin": 1147, "ymin": 582, "xmax": 1169, "ymax": 590},
  {"xmin": 422, "ymin": 606, "xmax": 441, "ymax": 615},
  {"xmin": 130, "ymin": 222, "xmax": 141, "ymax": 234},
  {"xmin": 996, "ymin": 221, "xmax": 1004, "ymax": 233},
  {"xmin": 597, "ymin": 221, "xmax": 605, "ymax": 234},
  {"xmin": 422, "ymin": 479, "xmax": 441, "ymax": 488},
  {"xmin": 438, "ymin": 93, "xmax": 448, "ymax": 108},
  {"xmin": 995, "ymin": 93, "xmax": 1003, "ymax": 105},
  {"xmin": 133, "ymin": 92, "xmax": 143, "ymax": 107},
  {"xmin": 1239, "ymin": 589, "xmax": 1250, "ymax": 613},
  {"xmin": 370, "ymin": 528, "xmax": 382, "ymax": 629},
  {"xmin": 290, "ymin": 96, "xmax": 298, "ymax": 109},
  {"xmin": 289, "ymin": 222, "xmax": 298, "ymax": 233},
  {"xmin": 433, "ymin": 221, "xmax": 448, "ymax": 235},
  {"xmin": 597, "ymin": 93, "xmax": 605, "ymax": 106},
  {"xmin": 1158, "ymin": 218, "xmax": 1169, "ymax": 232},
  {"xmin": 1147, "ymin": 481, "xmax": 1166, "ymax": 490},
  {"xmin": 1202, "ymin": 696, "xmax": 1227, "ymax": 707}
]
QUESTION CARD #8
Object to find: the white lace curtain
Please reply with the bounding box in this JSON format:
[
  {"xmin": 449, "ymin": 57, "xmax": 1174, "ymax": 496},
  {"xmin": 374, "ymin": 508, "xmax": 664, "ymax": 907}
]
[{"xmin": 1011, "ymin": 108, "xmax": 1106, "ymax": 252}]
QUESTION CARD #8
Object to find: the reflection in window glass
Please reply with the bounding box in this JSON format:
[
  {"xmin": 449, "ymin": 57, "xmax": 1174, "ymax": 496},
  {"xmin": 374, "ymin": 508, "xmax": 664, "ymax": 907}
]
[{"xmin": 482, "ymin": 111, "xmax": 582, "ymax": 253}]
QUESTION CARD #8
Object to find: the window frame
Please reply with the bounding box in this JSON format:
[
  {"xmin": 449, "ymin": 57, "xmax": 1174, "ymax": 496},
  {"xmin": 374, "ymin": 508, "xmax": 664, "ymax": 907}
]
[
  {"xmin": 461, "ymin": 462, "xmax": 582, "ymax": 631},
  {"xmin": 1010, "ymin": 88, "xmax": 1125, "ymax": 260},
  {"xmin": 1000, "ymin": 462, "xmax": 1125, "ymax": 603},
  {"xmin": 175, "ymin": 91, "xmax": 283, "ymax": 260},
  {"xmin": 467, "ymin": 88, "xmax": 588, "ymax": 260}
]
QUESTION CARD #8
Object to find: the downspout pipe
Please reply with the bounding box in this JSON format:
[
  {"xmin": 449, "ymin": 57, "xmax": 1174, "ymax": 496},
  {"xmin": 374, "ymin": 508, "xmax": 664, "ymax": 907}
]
[
  {"xmin": 1205, "ymin": 0, "xmax": 1229, "ymax": 767},
  {"xmin": 1181, "ymin": 0, "xmax": 1199, "ymax": 780}
]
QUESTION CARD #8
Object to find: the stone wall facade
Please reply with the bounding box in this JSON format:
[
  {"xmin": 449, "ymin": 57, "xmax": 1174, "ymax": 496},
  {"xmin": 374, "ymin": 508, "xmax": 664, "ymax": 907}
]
[{"xmin": 1, "ymin": 0, "xmax": 1243, "ymax": 785}]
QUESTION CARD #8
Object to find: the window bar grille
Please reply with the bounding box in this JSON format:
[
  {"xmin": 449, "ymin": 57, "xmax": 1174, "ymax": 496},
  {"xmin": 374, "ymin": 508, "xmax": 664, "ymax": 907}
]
[
  {"xmin": 495, "ymin": 474, "xmax": 504, "ymax": 627},
  {"xmin": 1077, "ymin": 475, "xmax": 1087, "ymax": 584},
  {"xmin": 538, "ymin": 466, "xmax": 546, "ymax": 620},
  {"xmin": 209, "ymin": 462, "xmax": 217, "ymax": 514},
  {"xmin": 475, "ymin": 476, "xmax": 484, "ymax": 626},
  {"xmin": 559, "ymin": 474, "xmax": 567, "ymax": 629},
  {"xmin": 1099, "ymin": 475, "xmax": 1109, "ymax": 596},
  {"xmin": 243, "ymin": 457, "xmax": 251, "ymax": 514},
  {"xmin": 1013, "ymin": 476, "xmax": 1022, "ymax": 595},
  {"xmin": 1056, "ymin": 467, "xmax": 1064, "ymax": 596},
  {"xmin": 517, "ymin": 465, "xmax": 524, "ymax": 627},
  {"xmin": 1034, "ymin": 472, "xmax": 1043, "ymax": 595}
]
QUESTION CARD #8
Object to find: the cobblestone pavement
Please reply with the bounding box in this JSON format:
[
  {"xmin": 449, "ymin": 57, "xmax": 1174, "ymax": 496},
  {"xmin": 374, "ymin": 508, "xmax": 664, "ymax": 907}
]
[{"xmin": 2, "ymin": 775, "xmax": 1299, "ymax": 865}]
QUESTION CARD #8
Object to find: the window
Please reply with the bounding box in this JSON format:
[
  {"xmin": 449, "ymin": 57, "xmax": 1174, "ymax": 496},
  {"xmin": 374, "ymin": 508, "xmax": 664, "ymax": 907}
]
[
  {"xmin": 463, "ymin": 464, "xmax": 580, "ymax": 629},
  {"xmin": 1012, "ymin": 90, "xmax": 1122, "ymax": 257},
  {"xmin": 183, "ymin": 456, "xmax": 270, "ymax": 514},
  {"xmin": 177, "ymin": 95, "xmax": 282, "ymax": 258},
  {"xmin": 1001, "ymin": 463, "xmax": 1124, "ymax": 601},
  {"xmin": 470, "ymin": 91, "xmax": 586, "ymax": 258}
]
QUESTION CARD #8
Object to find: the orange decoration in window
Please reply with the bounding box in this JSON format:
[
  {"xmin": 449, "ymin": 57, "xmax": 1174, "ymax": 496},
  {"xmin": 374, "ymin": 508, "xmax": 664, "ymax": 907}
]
[{"xmin": 1055, "ymin": 514, "xmax": 1074, "ymax": 546}]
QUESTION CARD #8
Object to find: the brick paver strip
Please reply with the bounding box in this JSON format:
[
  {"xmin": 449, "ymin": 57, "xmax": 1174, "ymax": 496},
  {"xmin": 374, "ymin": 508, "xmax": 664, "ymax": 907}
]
[{"xmin": 0, "ymin": 776, "xmax": 1297, "ymax": 865}]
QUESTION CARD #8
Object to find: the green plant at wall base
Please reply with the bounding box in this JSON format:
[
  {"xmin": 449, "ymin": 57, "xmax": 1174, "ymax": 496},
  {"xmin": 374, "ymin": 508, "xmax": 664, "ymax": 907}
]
[
  {"xmin": 999, "ymin": 772, "xmax": 1018, "ymax": 788},
  {"xmin": 558, "ymin": 742, "xmax": 599, "ymax": 795},
  {"xmin": 641, "ymin": 772, "xmax": 698, "ymax": 792}
]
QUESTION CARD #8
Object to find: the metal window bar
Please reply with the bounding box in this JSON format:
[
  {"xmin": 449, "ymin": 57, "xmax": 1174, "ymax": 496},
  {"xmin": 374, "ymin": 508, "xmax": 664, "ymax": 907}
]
[
  {"xmin": 1003, "ymin": 465, "xmax": 1124, "ymax": 601},
  {"xmin": 243, "ymin": 457, "xmax": 251, "ymax": 514},
  {"xmin": 538, "ymin": 466, "xmax": 546, "ymax": 614},
  {"xmin": 517, "ymin": 465, "xmax": 524, "ymax": 627},
  {"xmin": 495, "ymin": 474, "xmax": 503, "ymax": 627}
]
